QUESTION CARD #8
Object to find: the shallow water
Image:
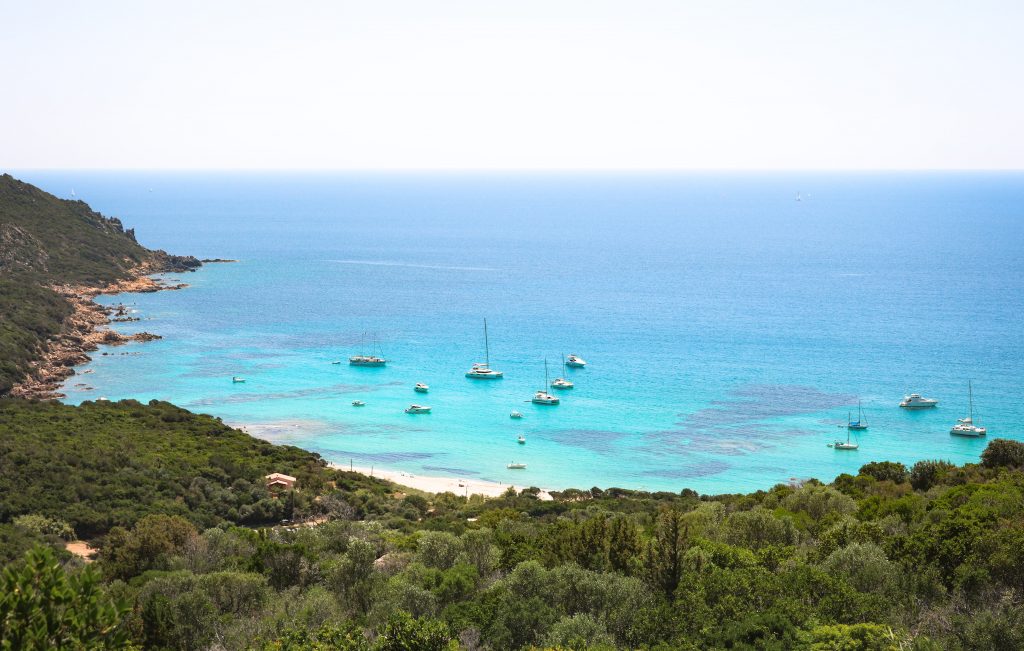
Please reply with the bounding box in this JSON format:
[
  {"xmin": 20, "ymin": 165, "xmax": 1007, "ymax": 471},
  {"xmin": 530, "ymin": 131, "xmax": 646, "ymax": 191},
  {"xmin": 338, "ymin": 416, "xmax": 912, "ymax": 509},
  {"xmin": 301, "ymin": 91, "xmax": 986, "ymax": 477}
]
[{"xmin": 19, "ymin": 170, "xmax": 1024, "ymax": 493}]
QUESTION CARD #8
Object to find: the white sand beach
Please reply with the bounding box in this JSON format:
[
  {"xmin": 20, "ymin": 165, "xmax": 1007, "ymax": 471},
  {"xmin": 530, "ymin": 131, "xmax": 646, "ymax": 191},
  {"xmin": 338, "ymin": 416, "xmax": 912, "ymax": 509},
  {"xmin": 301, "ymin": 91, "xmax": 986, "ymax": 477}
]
[{"xmin": 330, "ymin": 463, "xmax": 553, "ymax": 501}]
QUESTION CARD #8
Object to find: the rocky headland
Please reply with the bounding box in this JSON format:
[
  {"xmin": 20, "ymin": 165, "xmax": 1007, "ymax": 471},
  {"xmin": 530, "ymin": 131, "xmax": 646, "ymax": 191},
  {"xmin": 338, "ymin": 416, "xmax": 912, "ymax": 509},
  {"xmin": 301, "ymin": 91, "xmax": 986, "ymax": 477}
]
[{"xmin": 10, "ymin": 261, "xmax": 199, "ymax": 400}]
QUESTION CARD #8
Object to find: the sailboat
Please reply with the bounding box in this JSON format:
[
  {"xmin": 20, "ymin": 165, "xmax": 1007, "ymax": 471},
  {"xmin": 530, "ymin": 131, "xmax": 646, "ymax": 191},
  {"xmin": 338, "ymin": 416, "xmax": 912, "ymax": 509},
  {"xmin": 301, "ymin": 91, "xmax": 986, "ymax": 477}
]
[
  {"xmin": 349, "ymin": 332, "xmax": 387, "ymax": 366},
  {"xmin": 532, "ymin": 358, "xmax": 560, "ymax": 405},
  {"xmin": 830, "ymin": 427, "xmax": 859, "ymax": 450},
  {"xmin": 551, "ymin": 354, "xmax": 574, "ymax": 390},
  {"xmin": 847, "ymin": 401, "xmax": 868, "ymax": 430},
  {"xmin": 950, "ymin": 380, "xmax": 986, "ymax": 437},
  {"xmin": 465, "ymin": 319, "xmax": 503, "ymax": 379}
]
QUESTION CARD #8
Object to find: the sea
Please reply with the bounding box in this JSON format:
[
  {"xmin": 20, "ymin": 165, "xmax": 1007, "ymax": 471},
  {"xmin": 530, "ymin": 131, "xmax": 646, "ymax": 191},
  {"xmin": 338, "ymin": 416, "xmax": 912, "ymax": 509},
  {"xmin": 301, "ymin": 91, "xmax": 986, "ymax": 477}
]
[{"xmin": 15, "ymin": 171, "xmax": 1024, "ymax": 494}]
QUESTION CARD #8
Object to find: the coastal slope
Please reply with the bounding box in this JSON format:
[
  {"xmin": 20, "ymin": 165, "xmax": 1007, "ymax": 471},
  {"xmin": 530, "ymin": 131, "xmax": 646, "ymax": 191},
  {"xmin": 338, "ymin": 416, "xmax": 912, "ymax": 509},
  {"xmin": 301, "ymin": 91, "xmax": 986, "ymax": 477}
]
[{"xmin": 0, "ymin": 173, "xmax": 199, "ymax": 396}]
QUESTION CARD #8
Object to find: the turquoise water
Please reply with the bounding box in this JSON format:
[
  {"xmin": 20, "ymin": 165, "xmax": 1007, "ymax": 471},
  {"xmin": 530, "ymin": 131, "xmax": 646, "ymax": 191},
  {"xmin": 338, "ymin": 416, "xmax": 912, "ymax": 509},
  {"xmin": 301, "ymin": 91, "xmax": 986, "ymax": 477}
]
[{"xmin": 17, "ymin": 171, "xmax": 1024, "ymax": 494}]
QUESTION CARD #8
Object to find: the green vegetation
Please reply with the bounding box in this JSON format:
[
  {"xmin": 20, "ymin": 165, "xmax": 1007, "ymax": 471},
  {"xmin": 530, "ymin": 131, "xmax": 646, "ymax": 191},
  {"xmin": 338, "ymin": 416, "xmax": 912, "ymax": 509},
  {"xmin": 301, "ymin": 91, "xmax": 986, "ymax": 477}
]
[
  {"xmin": 4, "ymin": 409, "xmax": 1024, "ymax": 649},
  {"xmin": 0, "ymin": 173, "xmax": 199, "ymax": 394},
  {"xmin": 0, "ymin": 279, "xmax": 71, "ymax": 394},
  {"xmin": 0, "ymin": 398, "xmax": 393, "ymax": 538}
]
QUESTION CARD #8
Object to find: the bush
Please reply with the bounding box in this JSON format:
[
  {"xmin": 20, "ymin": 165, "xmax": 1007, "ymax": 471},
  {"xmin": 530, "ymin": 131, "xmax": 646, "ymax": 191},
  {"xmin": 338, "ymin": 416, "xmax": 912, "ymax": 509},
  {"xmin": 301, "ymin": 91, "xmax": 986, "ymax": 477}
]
[
  {"xmin": 859, "ymin": 461, "xmax": 909, "ymax": 484},
  {"xmin": 910, "ymin": 460, "xmax": 956, "ymax": 491},
  {"xmin": 980, "ymin": 439, "xmax": 1024, "ymax": 469}
]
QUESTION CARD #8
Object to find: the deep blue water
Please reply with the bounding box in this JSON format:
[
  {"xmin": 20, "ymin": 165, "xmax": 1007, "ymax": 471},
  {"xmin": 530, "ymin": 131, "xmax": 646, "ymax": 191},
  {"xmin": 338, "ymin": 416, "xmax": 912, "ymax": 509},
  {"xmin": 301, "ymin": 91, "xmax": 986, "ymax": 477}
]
[{"xmin": 14, "ymin": 171, "xmax": 1024, "ymax": 493}]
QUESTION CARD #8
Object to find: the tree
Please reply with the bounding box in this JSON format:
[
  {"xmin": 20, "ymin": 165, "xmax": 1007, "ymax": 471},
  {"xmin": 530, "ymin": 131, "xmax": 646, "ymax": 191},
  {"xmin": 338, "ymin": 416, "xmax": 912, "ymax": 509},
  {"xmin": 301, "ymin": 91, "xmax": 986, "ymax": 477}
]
[
  {"xmin": 980, "ymin": 439, "xmax": 1024, "ymax": 469},
  {"xmin": 99, "ymin": 514, "xmax": 198, "ymax": 581},
  {"xmin": 0, "ymin": 546, "xmax": 130, "ymax": 649},
  {"xmin": 647, "ymin": 508, "xmax": 688, "ymax": 597},
  {"xmin": 910, "ymin": 460, "xmax": 956, "ymax": 491},
  {"xmin": 858, "ymin": 461, "xmax": 909, "ymax": 484}
]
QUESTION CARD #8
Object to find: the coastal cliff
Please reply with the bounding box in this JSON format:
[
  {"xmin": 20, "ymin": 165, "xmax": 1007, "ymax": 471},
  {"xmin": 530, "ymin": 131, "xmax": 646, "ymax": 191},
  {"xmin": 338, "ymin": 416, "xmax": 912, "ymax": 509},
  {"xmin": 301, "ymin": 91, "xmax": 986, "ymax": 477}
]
[{"xmin": 0, "ymin": 174, "xmax": 200, "ymax": 397}]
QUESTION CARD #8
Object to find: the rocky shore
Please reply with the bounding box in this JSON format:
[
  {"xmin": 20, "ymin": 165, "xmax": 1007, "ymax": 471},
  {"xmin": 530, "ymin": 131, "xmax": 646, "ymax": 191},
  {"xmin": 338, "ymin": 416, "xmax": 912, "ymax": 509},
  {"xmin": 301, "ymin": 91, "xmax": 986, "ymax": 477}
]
[{"xmin": 10, "ymin": 263, "xmax": 197, "ymax": 401}]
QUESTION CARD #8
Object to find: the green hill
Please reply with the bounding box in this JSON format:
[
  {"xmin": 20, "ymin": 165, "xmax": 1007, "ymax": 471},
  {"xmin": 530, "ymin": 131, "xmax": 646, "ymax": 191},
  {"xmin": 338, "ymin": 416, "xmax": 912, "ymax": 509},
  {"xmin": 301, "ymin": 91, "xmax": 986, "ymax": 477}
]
[{"xmin": 0, "ymin": 174, "xmax": 199, "ymax": 394}]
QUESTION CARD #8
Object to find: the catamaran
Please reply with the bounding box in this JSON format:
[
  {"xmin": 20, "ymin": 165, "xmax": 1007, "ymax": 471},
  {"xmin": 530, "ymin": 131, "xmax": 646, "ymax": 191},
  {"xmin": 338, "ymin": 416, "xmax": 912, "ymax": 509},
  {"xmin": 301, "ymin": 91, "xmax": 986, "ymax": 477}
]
[
  {"xmin": 847, "ymin": 400, "xmax": 868, "ymax": 430},
  {"xmin": 950, "ymin": 381, "xmax": 986, "ymax": 437},
  {"xmin": 532, "ymin": 358, "xmax": 560, "ymax": 405},
  {"xmin": 349, "ymin": 332, "xmax": 387, "ymax": 366},
  {"xmin": 551, "ymin": 354, "xmax": 574, "ymax": 390},
  {"xmin": 466, "ymin": 319, "xmax": 503, "ymax": 379},
  {"xmin": 900, "ymin": 393, "xmax": 938, "ymax": 408}
]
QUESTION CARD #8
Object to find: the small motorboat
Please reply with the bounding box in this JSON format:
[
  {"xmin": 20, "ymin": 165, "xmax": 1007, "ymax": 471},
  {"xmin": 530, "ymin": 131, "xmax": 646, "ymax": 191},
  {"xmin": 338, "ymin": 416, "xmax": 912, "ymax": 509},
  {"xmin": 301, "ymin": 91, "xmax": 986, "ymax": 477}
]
[
  {"xmin": 414, "ymin": 383, "xmax": 429, "ymax": 393},
  {"xmin": 517, "ymin": 435, "xmax": 526, "ymax": 444},
  {"xmin": 232, "ymin": 376, "xmax": 246, "ymax": 383},
  {"xmin": 510, "ymin": 411, "xmax": 524, "ymax": 419},
  {"xmin": 566, "ymin": 354, "xmax": 587, "ymax": 368},
  {"xmin": 507, "ymin": 462, "xmax": 527, "ymax": 469},
  {"xmin": 900, "ymin": 393, "xmax": 938, "ymax": 408},
  {"xmin": 331, "ymin": 360, "xmax": 342, "ymax": 365},
  {"xmin": 405, "ymin": 404, "xmax": 431, "ymax": 414},
  {"xmin": 352, "ymin": 400, "xmax": 366, "ymax": 407}
]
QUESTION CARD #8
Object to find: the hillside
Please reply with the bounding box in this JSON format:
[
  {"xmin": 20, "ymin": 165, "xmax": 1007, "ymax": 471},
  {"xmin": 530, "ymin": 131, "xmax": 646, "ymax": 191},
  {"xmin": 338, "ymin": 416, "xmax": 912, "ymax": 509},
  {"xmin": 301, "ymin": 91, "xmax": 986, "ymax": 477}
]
[
  {"xmin": 4, "ymin": 396, "xmax": 1024, "ymax": 649},
  {"xmin": 0, "ymin": 174, "xmax": 200, "ymax": 394}
]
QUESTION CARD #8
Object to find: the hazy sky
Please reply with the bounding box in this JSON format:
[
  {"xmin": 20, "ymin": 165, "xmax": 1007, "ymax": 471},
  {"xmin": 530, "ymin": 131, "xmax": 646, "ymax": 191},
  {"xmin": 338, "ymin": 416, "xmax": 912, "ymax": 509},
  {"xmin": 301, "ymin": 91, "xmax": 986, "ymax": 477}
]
[{"xmin": 2, "ymin": 1, "xmax": 1022, "ymax": 170}]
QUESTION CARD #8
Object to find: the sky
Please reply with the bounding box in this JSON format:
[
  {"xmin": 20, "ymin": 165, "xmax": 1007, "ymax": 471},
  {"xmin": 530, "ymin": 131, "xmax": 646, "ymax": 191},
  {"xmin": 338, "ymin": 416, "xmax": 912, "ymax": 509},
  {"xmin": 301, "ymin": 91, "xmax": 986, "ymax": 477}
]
[{"xmin": 2, "ymin": 0, "xmax": 1023, "ymax": 170}]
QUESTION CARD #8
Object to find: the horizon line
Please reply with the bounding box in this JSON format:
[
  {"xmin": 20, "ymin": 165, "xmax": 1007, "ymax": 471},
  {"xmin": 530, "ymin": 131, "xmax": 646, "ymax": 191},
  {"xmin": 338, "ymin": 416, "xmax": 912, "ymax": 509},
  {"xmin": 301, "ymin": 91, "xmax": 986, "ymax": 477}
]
[{"xmin": 6, "ymin": 167, "xmax": 1024, "ymax": 174}]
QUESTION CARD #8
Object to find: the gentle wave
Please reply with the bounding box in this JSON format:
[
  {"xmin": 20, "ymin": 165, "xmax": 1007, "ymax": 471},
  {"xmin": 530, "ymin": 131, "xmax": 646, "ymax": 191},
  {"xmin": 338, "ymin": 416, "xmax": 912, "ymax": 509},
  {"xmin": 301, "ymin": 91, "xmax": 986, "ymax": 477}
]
[{"xmin": 327, "ymin": 259, "xmax": 499, "ymax": 272}]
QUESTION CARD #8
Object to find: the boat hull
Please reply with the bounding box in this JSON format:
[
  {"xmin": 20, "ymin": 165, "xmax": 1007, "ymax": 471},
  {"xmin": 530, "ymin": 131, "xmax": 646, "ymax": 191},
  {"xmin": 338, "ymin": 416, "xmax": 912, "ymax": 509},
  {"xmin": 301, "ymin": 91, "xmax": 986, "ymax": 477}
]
[
  {"xmin": 950, "ymin": 426, "xmax": 986, "ymax": 437},
  {"xmin": 350, "ymin": 360, "xmax": 386, "ymax": 367},
  {"xmin": 465, "ymin": 371, "xmax": 503, "ymax": 379}
]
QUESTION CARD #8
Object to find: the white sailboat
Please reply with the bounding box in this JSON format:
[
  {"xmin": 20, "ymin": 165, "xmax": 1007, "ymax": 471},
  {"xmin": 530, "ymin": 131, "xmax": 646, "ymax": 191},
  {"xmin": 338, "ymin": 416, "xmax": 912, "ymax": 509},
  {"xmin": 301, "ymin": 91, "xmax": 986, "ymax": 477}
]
[
  {"xmin": 551, "ymin": 354, "xmax": 574, "ymax": 390},
  {"xmin": 349, "ymin": 332, "xmax": 387, "ymax": 366},
  {"xmin": 532, "ymin": 358, "xmax": 560, "ymax": 405},
  {"xmin": 829, "ymin": 428, "xmax": 859, "ymax": 450},
  {"xmin": 465, "ymin": 319, "xmax": 503, "ymax": 379},
  {"xmin": 950, "ymin": 381, "xmax": 986, "ymax": 437}
]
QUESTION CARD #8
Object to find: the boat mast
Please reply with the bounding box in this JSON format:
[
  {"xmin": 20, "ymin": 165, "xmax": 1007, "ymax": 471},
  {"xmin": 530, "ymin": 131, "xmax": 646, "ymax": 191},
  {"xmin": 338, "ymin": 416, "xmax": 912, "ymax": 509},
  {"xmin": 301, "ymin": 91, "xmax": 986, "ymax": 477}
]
[
  {"xmin": 484, "ymin": 319, "xmax": 490, "ymax": 368},
  {"xmin": 544, "ymin": 358, "xmax": 549, "ymax": 392},
  {"xmin": 968, "ymin": 380, "xmax": 974, "ymax": 421}
]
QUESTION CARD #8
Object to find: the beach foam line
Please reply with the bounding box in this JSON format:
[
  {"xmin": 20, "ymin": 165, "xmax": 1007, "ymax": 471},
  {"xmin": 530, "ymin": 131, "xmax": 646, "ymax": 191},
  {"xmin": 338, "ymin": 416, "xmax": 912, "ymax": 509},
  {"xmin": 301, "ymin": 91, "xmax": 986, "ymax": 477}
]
[{"xmin": 330, "ymin": 463, "xmax": 553, "ymax": 500}]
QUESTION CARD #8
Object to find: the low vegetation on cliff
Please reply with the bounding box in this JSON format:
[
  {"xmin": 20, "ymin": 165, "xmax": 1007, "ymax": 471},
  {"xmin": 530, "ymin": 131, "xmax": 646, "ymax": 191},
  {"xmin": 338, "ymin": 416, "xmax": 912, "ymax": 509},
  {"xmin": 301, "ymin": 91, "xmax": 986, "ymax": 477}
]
[{"xmin": 0, "ymin": 174, "xmax": 199, "ymax": 394}]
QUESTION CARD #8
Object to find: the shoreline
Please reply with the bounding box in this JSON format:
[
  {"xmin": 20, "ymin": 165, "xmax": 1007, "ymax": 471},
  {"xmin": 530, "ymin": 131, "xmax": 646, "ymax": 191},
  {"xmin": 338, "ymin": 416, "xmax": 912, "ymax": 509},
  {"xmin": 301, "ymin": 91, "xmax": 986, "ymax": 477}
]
[
  {"xmin": 11, "ymin": 262, "xmax": 198, "ymax": 400},
  {"xmin": 329, "ymin": 462, "xmax": 554, "ymax": 500}
]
